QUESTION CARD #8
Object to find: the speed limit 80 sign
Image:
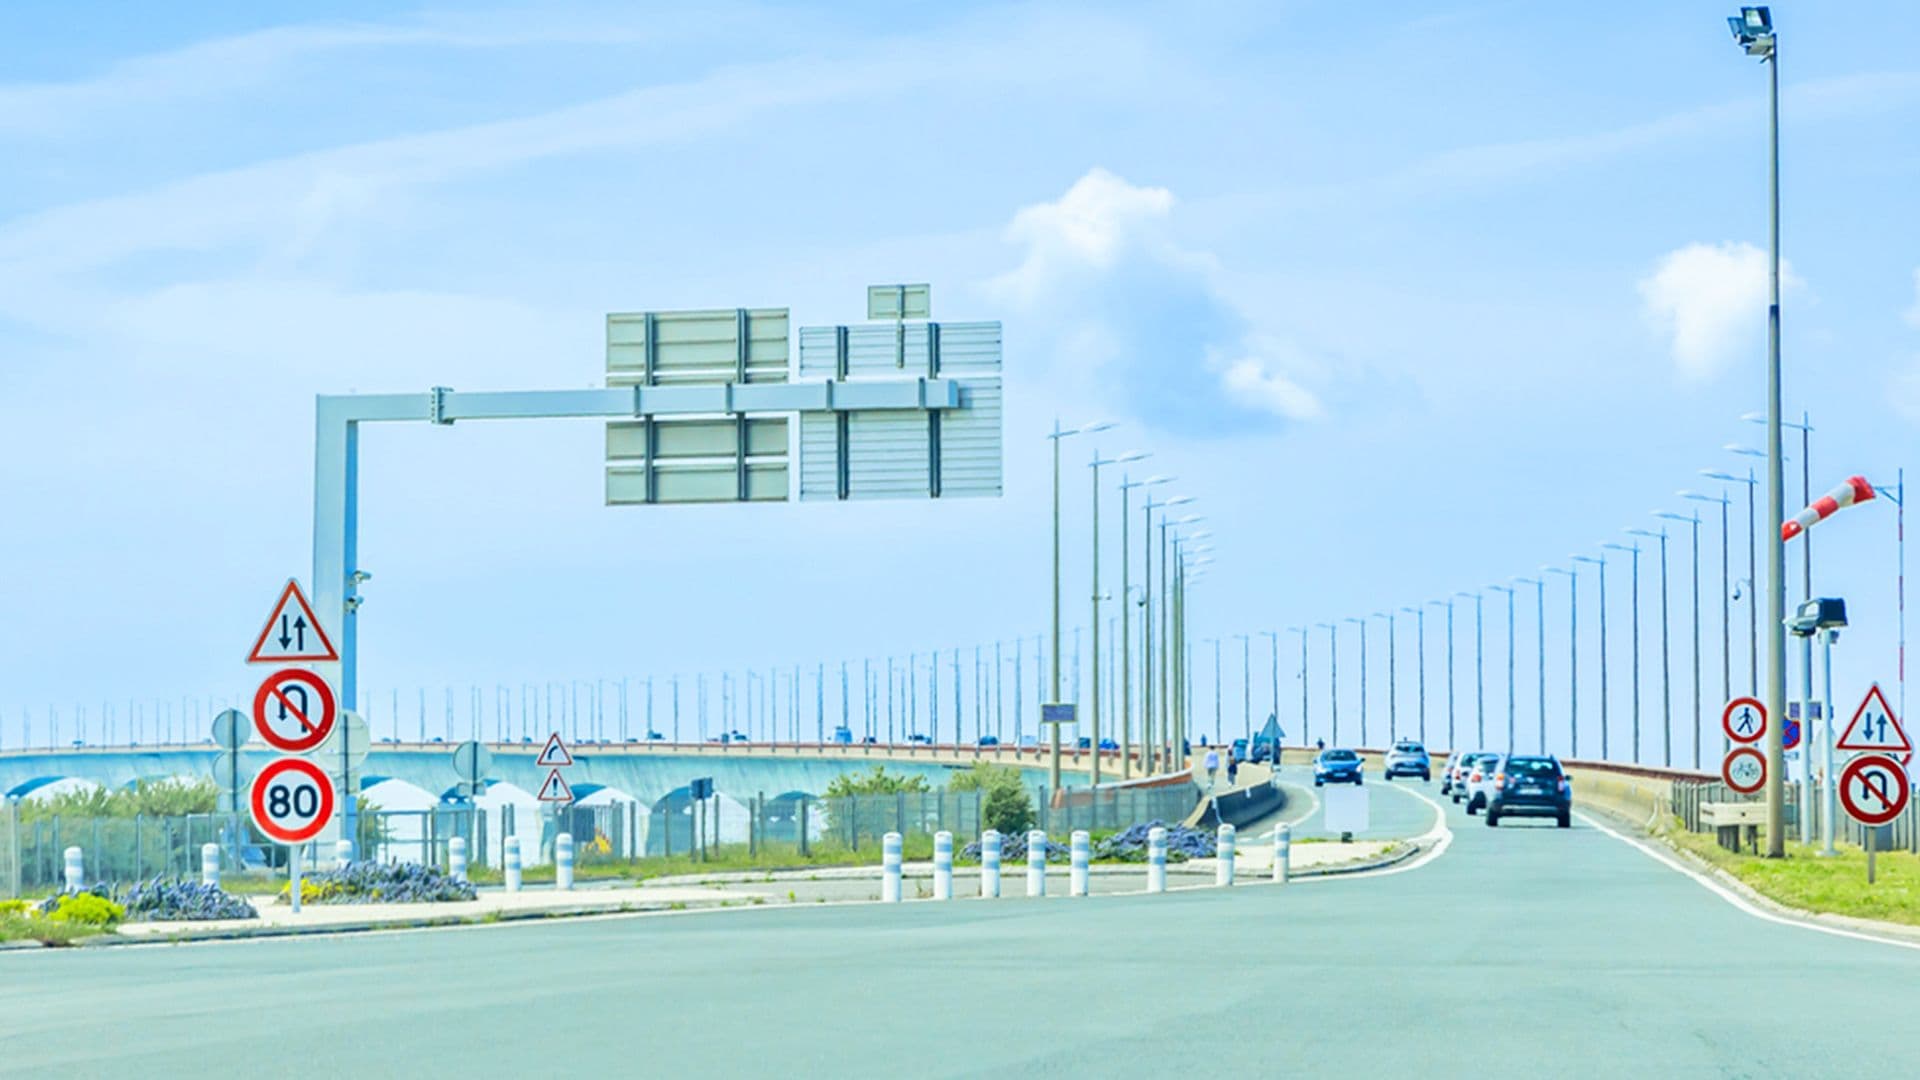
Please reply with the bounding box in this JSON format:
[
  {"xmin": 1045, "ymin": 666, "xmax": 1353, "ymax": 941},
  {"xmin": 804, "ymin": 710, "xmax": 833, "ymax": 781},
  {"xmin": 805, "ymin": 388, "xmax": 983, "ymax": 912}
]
[{"xmin": 249, "ymin": 757, "xmax": 336, "ymax": 844}]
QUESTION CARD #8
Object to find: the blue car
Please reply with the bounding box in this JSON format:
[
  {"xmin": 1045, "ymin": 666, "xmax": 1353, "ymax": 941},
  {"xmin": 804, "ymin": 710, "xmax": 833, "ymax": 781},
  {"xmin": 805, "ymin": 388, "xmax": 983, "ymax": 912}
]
[{"xmin": 1313, "ymin": 748, "xmax": 1363, "ymax": 787}]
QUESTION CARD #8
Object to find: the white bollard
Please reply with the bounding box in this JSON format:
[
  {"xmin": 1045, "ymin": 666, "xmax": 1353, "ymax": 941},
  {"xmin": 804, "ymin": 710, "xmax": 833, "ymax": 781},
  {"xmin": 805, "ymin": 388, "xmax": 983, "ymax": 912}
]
[
  {"xmin": 980, "ymin": 830, "xmax": 1002, "ymax": 898},
  {"xmin": 63, "ymin": 846, "xmax": 83, "ymax": 892},
  {"xmin": 1070, "ymin": 830, "xmax": 1090, "ymax": 897},
  {"xmin": 1217, "ymin": 823, "xmax": 1236, "ymax": 886},
  {"xmin": 882, "ymin": 831, "xmax": 904, "ymax": 902},
  {"xmin": 449, "ymin": 836, "xmax": 468, "ymax": 882},
  {"xmin": 1026, "ymin": 829, "xmax": 1048, "ymax": 897},
  {"xmin": 555, "ymin": 832, "xmax": 575, "ymax": 891},
  {"xmin": 1147, "ymin": 827, "xmax": 1167, "ymax": 893},
  {"xmin": 933, "ymin": 831, "xmax": 953, "ymax": 900},
  {"xmin": 504, "ymin": 836, "xmax": 523, "ymax": 893},
  {"xmin": 334, "ymin": 839, "xmax": 354, "ymax": 870},
  {"xmin": 1274, "ymin": 823, "xmax": 1291, "ymax": 885},
  {"xmin": 200, "ymin": 842, "xmax": 220, "ymax": 888}
]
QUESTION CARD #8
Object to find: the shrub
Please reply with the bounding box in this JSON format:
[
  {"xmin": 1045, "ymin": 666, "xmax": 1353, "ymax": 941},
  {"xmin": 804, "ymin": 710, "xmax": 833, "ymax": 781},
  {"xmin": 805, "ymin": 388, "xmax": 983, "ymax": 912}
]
[
  {"xmin": 282, "ymin": 862, "xmax": 477, "ymax": 904},
  {"xmin": 44, "ymin": 892, "xmax": 125, "ymax": 926},
  {"xmin": 0, "ymin": 899, "xmax": 28, "ymax": 916},
  {"xmin": 949, "ymin": 762, "xmax": 1036, "ymax": 836},
  {"xmin": 123, "ymin": 879, "xmax": 258, "ymax": 922},
  {"xmin": 1091, "ymin": 821, "xmax": 1216, "ymax": 862},
  {"xmin": 824, "ymin": 766, "xmax": 931, "ymax": 797}
]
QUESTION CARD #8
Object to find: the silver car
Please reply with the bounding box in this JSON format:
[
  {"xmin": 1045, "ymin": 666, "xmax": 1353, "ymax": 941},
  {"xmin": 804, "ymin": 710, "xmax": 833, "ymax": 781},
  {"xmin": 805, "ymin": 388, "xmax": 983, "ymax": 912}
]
[
  {"xmin": 1382, "ymin": 739, "xmax": 1431, "ymax": 781},
  {"xmin": 1462, "ymin": 753, "xmax": 1502, "ymax": 815},
  {"xmin": 1441, "ymin": 749, "xmax": 1483, "ymax": 799}
]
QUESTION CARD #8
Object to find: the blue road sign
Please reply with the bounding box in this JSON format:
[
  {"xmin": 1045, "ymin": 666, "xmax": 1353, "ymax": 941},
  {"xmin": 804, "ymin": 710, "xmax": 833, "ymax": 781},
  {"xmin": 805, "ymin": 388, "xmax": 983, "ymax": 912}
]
[{"xmin": 1040, "ymin": 703, "xmax": 1076, "ymax": 726}]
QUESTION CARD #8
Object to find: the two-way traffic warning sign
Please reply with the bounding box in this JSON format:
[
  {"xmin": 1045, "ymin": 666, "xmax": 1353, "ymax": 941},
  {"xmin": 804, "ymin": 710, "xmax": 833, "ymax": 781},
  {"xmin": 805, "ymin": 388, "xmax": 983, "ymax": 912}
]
[
  {"xmin": 1723, "ymin": 697, "xmax": 1767, "ymax": 744},
  {"xmin": 1838, "ymin": 683, "xmax": 1912, "ymax": 761},
  {"xmin": 246, "ymin": 579, "xmax": 339, "ymax": 664},
  {"xmin": 537, "ymin": 732, "xmax": 575, "ymax": 803}
]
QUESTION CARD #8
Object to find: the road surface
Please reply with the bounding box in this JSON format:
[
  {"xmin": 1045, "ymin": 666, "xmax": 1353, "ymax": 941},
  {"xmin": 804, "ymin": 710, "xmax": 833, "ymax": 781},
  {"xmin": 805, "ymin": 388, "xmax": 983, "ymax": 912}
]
[{"xmin": 3, "ymin": 776, "xmax": 1914, "ymax": 1077}]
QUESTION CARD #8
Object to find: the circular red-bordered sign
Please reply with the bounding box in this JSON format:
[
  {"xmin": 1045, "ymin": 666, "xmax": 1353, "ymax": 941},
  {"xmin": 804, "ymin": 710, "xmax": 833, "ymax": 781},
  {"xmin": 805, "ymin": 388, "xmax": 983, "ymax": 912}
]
[
  {"xmin": 1839, "ymin": 754, "xmax": 1911, "ymax": 828},
  {"xmin": 1721, "ymin": 746, "xmax": 1766, "ymax": 794},
  {"xmin": 249, "ymin": 757, "xmax": 336, "ymax": 844},
  {"xmin": 1722, "ymin": 697, "xmax": 1767, "ymax": 745},
  {"xmin": 251, "ymin": 669, "xmax": 338, "ymax": 753}
]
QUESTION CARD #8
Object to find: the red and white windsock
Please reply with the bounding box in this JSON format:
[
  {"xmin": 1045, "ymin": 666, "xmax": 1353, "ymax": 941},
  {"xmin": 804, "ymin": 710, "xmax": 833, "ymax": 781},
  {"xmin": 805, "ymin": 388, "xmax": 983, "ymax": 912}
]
[{"xmin": 1781, "ymin": 475, "xmax": 1875, "ymax": 541}]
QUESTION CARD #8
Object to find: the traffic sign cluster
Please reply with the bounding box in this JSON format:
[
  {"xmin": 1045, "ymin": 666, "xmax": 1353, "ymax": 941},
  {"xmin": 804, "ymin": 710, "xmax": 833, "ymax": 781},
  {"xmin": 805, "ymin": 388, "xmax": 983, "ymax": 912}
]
[
  {"xmin": 1719, "ymin": 685, "xmax": 1911, "ymax": 830},
  {"xmin": 243, "ymin": 580, "xmax": 342, "ymax": 847}
]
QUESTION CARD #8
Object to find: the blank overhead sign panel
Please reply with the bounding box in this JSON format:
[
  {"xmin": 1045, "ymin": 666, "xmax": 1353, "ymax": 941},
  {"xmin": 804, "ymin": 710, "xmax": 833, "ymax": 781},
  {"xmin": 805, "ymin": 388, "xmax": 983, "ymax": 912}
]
[
  {"xmin": 604, "ymin": 308, "xmax": 791, "ymax": 505},
  {"xmin": 796, "ymin": 321, "xmax": 1002, "ymax": 501}
]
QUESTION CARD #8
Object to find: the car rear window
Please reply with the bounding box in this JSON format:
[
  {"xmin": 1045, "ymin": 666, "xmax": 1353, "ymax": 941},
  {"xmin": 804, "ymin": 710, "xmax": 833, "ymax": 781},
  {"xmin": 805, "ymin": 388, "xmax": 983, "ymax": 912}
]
[
  {"xmin": 1394, "ymin": 742, "xmax": 1423, "ymax": 752},
  {"xmin": 1324, "ymin": 750, "xmax": 1357, "ymax": 761},
  {"xmin": 1506, "ymin": 758, "xmax": 1561, "ymax": 777}
]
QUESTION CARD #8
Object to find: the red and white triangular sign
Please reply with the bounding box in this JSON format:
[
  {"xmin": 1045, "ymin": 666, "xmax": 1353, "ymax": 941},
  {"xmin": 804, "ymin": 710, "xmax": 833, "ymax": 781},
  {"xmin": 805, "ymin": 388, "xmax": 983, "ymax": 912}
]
[
  {"xmin": 536, "ymin": 732, "xmax": 574, "ymax": 768},
  {"xmin": 536, "ymin": 768, "xmax": 574, "ymax": 803},
  {"xmin": 1838, "ymin": 683, "xmax": 1912, "ymax": 755},
  {"xmin": 246, "ymin": 579, "xmax": 339, "ymax": 664}
]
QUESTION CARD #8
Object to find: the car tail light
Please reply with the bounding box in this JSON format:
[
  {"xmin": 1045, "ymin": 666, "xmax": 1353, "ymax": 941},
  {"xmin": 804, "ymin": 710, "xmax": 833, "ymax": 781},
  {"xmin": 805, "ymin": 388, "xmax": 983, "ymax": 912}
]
[
  {"xmin": 1495, "ymin": 772, "xmax": 1507, "ymax": 784},
  {"xmin": 1470, "ymin": 771, "xmax": 1482, "ymax": 782}
]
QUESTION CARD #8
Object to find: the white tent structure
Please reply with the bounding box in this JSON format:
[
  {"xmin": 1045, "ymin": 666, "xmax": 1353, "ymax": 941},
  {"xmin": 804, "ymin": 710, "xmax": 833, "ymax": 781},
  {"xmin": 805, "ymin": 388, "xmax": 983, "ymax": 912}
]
[
  {"xmin": 572, "ymin": 784, "xmax": 645, "ymax": 858},
  {"xmin": 359, "ymin": 777, "xmax": 438, "ymax": 865},
  {"xmin": 473, "ymin": 780, "xmax": 545, "ymax": 866}
]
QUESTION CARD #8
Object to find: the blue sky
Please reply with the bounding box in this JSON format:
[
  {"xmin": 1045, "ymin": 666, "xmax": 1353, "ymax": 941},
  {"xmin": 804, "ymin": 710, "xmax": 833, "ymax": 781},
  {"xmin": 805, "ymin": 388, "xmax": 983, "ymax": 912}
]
[{"xmin": 2, "ymin": 2, "xmax": 1917, "ymax": 759}]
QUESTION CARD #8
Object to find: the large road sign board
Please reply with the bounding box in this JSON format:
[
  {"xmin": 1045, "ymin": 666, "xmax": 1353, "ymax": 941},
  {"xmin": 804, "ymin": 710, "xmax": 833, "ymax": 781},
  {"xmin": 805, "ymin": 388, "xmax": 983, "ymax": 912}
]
[
  {"xmin": 1040, "ymin": 703, "xmax": 1077, "ymax": 726},
  {"xmin": 249, "ymin": 757, "xmax": 336, "ymax": 844},
  {"xmin": 536, "ymin": 732, "xmax": 574, "ymax": 768},
  {"xmin": 1838, "ymin": 754, "xmax": 1911, "ymax": 827},
  {"xmin": 1837, "ymin": 684, "xmax": 1911, "ymax": 758},
  {"xmin": 251, "ymin": 668, "xmax": 338, "ymax": 753},
  {"xmin": 1721, "ymin": 746, "xmax": 1766, "ymax": 795},
  {"xmin": 1722, "ymin": 697, "xmax": 1767, "ymax": 745},
  {"xmin": 246, "ymin": 579, "xmax": 339, "ymax": 664}
]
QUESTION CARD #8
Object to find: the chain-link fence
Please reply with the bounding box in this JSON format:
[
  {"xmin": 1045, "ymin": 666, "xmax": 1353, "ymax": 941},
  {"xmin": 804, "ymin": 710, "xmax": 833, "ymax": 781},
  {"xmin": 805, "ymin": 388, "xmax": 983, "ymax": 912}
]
[
  {"xmin": 1671, "ymin": 778, "xmax": 1919, "ymax": 853},
  {"xmin": 2, "ymin": 779, "xmax": 1199, "ymax": 896}
]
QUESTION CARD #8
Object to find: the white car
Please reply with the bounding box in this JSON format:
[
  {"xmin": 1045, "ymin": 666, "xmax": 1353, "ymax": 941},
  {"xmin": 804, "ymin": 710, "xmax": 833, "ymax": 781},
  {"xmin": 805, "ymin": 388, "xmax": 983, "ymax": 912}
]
[
  {"xmin": 1441, "ymin": 749, "xmax": 1483, "ymax": 799},
  {"xmin": 1462, "ymin": 753, "xmax": 1503, "ymax": 815}
]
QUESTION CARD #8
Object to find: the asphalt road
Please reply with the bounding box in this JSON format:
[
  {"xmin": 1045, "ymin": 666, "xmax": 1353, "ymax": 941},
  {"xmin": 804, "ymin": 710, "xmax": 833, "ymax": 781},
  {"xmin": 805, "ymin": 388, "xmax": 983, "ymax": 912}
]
[{"xmin": 4, "ymin": 774, "xmax": 1916, "ymax": 1077}]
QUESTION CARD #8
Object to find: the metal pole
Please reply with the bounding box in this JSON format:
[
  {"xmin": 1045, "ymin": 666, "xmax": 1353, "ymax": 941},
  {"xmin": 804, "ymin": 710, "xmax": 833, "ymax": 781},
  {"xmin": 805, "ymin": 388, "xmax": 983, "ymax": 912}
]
[
  {"xmin": 1294, "ymin": 628, "xmax": 1308, "ymax": 748},
  {"xmin": 1410, "ymin": 608, "xmax": 1427, "ymax": 745},
  {"xmin": 1821, "ymin": 628, "xmax": 1836, "ymax": 856},
  {"xmin": 1763, "ymin": 44, "xmax": 1788, "ymax": 857},
  {"xmin": 1050, "ymin": 422, "xmax": 1063, "ymax": 790},
  {"xmin": 1089, "ymin": 450, "xmax": 1103, "ymax": 786},
  {"xmin": 1385, "ymin": 614, "xmax": 1398, "ymax": 743},
  {"xmin": 1241, "ymin": 634, "xmax": 1252, "ymax": 741},
  {"xmin": 1120, "ymin": 481, "xmax": 1132, "ymax": 778}
]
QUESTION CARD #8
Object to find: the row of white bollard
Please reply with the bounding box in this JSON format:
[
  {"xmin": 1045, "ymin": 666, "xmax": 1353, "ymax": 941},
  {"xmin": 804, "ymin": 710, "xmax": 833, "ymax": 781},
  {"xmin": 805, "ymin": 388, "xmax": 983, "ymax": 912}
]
[
  {"xmin": 504, "ymin": 836, "xmax": 523, "ymax": 892},
  {"xmin": 882, "ymin": 822, "xmax": 1248, "ymax": 903},
  {"xmin": 1274, "ymin": 823, "xmax": 1291, "ymax": 884},
  {"xmin": 449, "ymin": 837, "xmax": 468, "ymax": 883}
]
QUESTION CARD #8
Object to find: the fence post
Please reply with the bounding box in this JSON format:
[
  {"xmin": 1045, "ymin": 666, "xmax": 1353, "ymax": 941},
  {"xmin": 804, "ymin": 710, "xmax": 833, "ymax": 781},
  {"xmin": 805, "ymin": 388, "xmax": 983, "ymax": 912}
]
[
  {"xmin": 504, "ymin": 836, "xmax": 523, "ymax": 892},
  {"xmin": 201, "ymin": 842, "xmax": 220, "ymax": 888},
  {"xmin": 933, "ymin": 831, "xmax": 953, "ymax": 900},
  {"xmin": 1026, "ymin": 829, "xmax": 1047, "ymax": 897},
  {"xmin": 555, "ymin": 832, "xmax": 574, "ymax": 891},
  {"xmin": 134, "ymin": 814, "xmax": 143, "ymax": 882},
  {"xmin": 981, "ymin": 829, "xmax": 1001, "ymax": 897},
  {"xmin": 1147, "ymin": 826, "xmax": 1167, "ymax": 893},
  {"xmin": 63, "ymin": 845, "xmax": 83, "ymax": 892},
  {"xmin": 882, "ymin": 831, "xmax": 903, "ymax": 902},
  {"xmin": 449, "ymin": 836, "xmax": 468, "ymax": 882},
  {"xmin": 799, "ymin": 796, "xmax": 810, "ymax": 857},
  {"xmin": 1274, "ymin": 824, "xmax": 1291, "ymax": 884},
  {"xmin": 1070, "ymin": 830, "xmax": 1089, "ymax": 897},
  {"xmin": 1216, "ymin": 823, "xmax": 1236, "ymax": 886}
]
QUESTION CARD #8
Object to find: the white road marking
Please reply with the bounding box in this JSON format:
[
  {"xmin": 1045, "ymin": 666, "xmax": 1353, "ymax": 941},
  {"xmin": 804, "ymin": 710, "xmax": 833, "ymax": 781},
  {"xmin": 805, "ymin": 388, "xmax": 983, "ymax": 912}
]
[{"xmin": 1577, "ymin": 810, "xmax": 1920, "ymax": 953}]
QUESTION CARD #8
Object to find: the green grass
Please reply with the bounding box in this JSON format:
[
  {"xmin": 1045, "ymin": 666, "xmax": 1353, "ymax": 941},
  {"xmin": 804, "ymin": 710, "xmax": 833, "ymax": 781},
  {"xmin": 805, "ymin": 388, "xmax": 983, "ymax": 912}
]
[
  {"xmin": 466, "ymin": 835, "xmax": 941, "ymax": 886},
  {"xmin": 1664, "ymin": 823, "xmax": 1920, "ymax": 926},
  {"xmin": 0, "ymin": 913, "xmax": 110, "ymax": 946}
]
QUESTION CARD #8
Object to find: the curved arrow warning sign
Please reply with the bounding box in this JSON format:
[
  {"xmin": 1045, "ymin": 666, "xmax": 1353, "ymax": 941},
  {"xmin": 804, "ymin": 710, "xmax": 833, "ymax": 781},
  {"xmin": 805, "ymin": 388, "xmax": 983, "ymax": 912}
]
[
  {"xmin": 247, "ymin": 579, "xmax": 339, "ymax": 664},
  {"xmin": 251, "ymin": 669, "xmax": 338, "ymax": 753},
  {"xmin": 1839, "ymin": 754, "xmax": 1910, "ymax": 827}
]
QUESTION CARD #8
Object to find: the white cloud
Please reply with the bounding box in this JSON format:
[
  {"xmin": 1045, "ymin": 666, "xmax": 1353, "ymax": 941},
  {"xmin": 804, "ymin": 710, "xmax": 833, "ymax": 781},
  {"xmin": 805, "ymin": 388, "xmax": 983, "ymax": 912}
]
[
  {"xmin": 1638, "ymin": 241, "xmax": 1800, "ymax": 380},
  {"xmin": 987, "ymin": 169, "xmax": 1325, "ymax": 430}
]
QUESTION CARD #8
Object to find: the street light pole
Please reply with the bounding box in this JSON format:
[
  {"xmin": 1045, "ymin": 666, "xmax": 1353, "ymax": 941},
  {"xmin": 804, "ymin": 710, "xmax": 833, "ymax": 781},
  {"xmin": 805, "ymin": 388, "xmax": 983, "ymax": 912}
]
[
  {"xmin": 1727, "ymin": 5, "xmax": 1787, "ymax": 854},
  {"xmin": 1665, "ymin": 509, "xmax": 1707, "ymax": 767},
  {"xmin": 1379, "ymin": 612, "xmax": 1398, "ymax": 744},
  {"xmin": 1632, "ymin": 527, "xmax": 1675, "ymax": 766},
  {"xmin": 1517, "ymin": 578, "xmax": 1546, "ymax": 753},
  {"xmin": 1346, "ymin": 616, "xmax": 1369, "ymax": 748},
  {"xmin": 1120, "ymin": 474, "xmax": 1168, "ymax": 778},
  {"xmin": 1404, "ymin": 607, "xmax": 1426, "ymax": 745},
  {"xmin": 1319, "ymin": 622, "xmax": 1339, "ymax": 746},
  {"xmin": 1546, "ymin": 566, "xmax": 1579, "ymax": 757},
  {"xmin": 1687, "ymin": 488, "xmax": 1734, "ymax": 740},
  {"xmin": 1574, "ymin": 554, "xmax": 1609, "ymax": 760},
  {"xmin": 1605, "ymin": 541, "xmax": 1643, "ymax": 763},
  {"xmin": 1456, "ymin": 592, "xmax": 1484, "ymax": 748},
  {"xmin": 1428, "ymin": 599, "xmax": 1455, "ymax": 750},
  {"xmin": 1260, "ymin": 630, "xmax": 1280, "ymax": 739},
  {"xmin": 1489, "ymin": 585, "xmax": 1516, "ymax": 752},
  {"xmin": 1088, "ymin": 449, "xmax": 1145, "ymax": 787},
  {"xmin": 1289, "ymin": 627, "xmax": 1309, "ymax": 749},
  {"xmin": 1048, "ymin": 418, "xmax": 1114, "ymax": 791}
]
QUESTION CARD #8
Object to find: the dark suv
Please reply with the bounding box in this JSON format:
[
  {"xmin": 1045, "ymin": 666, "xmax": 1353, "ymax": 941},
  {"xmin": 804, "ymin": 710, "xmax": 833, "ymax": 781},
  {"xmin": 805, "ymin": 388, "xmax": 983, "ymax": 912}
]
[{"xmin": 1485, "ymin": 755, "xmax": 1571, "ymax": 828}]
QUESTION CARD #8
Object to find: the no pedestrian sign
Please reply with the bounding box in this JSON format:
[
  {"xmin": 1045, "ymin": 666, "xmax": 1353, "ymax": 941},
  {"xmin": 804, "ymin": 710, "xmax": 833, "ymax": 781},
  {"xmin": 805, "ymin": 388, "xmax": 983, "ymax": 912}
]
[{"xmin": 1722, "ymin": 697, "xmax": 1766, "ymax": 745}]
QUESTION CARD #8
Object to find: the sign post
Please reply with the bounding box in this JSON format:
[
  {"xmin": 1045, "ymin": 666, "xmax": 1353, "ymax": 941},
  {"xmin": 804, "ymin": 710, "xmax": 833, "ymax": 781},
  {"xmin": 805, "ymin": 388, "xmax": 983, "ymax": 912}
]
[{"xmin": 243, "ymin": 578, "xmax": 343, "ymax": 893}]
